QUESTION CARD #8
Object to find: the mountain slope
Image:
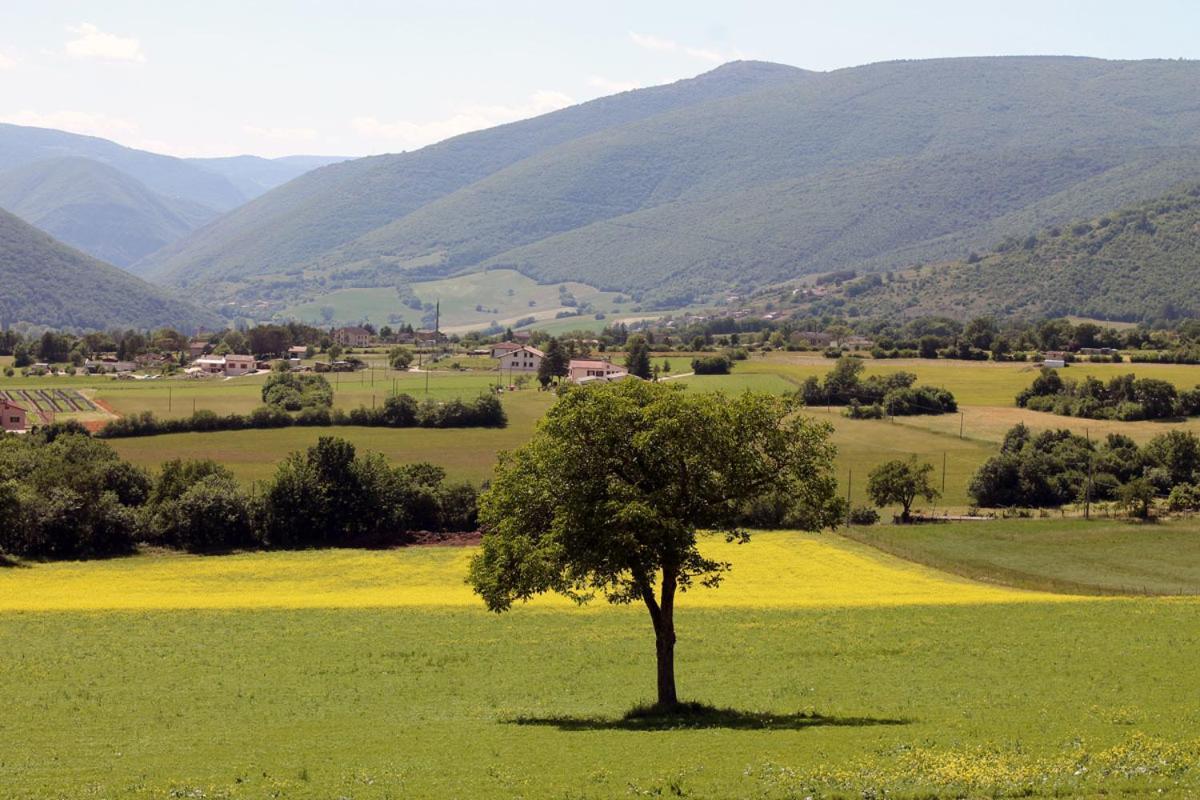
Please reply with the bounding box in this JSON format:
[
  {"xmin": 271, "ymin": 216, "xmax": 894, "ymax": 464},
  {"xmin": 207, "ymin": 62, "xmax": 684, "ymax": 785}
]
[
  {"xmin": 137, "ymin": 61, "xmax": 809, "ymax": 285},
  {"xmin": 0, "ymin": 123, "xmax": 246, "ymax": 211},
  {"xmin": 831, "ymin": 184, "xmax": 1200, "ymax": 322},
  {"xmin": 0, "ymin": 157, "xmax": 218, "ymax": 267},
  {"xmin": 186, "ymin": 154, "xmax": 349, "ymax": 199},
  {"xmin": 0, "ymin": 207, "xmax": 219, "ymax": 330},
  {"xmin": 141, "ymin": 57, "xmax": 1200, "ymax": 311}
]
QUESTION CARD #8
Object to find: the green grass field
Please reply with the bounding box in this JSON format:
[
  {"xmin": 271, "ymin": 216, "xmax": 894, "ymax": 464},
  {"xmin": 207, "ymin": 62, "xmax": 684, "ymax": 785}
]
[
  {"xmin": 4, "ymin": 530, "xmax": 1200, "ymax": 798},
  {"xmin": 281, "ymin": 269, "xmax": 627, "ymax": 332},
  {"xmin": 845, "ymin": 517, "xmax": 1200, "ymax": 595}
]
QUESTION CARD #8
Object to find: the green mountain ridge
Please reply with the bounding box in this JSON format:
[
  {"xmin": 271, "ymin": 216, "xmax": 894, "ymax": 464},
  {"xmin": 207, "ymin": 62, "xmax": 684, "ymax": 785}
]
[
  {"xmin": 0, "ymin": 157, "xmax": 219, "ymax": 267},
  {"xmin": 0, "ymin": 206, "xmax": 219, "ymax": 331},
  {"xmin": 824, "ymin": 184, "xmax": 1200, "ymax": 322},
  {"xmin": 137, "ymin": 57, "xmax": 1200, "ymax": 312}
]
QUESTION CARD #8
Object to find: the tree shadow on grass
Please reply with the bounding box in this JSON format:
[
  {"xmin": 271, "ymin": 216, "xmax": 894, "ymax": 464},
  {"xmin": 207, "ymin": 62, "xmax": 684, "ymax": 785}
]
[
  {"xmin": 507, "ymin": 701, "xmax": 911, "ymax": 732},
  {"xmin": 0, "ymin": 554, "xmax": 25, "ymax": 568}
]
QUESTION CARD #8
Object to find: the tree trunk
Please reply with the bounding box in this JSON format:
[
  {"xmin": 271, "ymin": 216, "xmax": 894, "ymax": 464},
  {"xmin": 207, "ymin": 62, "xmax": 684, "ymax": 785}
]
[
  {"xmin": 642, "ymin": 568, "xmax": 678, "ymax": 709},
  {"xmin": 655, "ymin": 604, "xmax": 677, "ymax": 708}
]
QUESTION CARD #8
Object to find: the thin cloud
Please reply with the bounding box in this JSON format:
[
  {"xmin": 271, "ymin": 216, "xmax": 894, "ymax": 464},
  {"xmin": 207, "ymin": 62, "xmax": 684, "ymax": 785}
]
[
  {"xmin": 65, "ymin": 23, "xmax": 146, "ymax": 63},
  {"xmin": 0, "ymin": 51, "xmax": 17, "ymax": 70},
  {"xmin": 0, "ymin": 109, "xmax": 140, "ymax": 139},
  {"xmin": 243, "ymin": 125, "xmax": 319, "ymax": 143},
  {"xmin": 628, "ymin": 31, "xmax": 739, "ymax": 63},
  {"xmin": 352, "ymin": 90, "xmax": 573, "ymax": 151}
]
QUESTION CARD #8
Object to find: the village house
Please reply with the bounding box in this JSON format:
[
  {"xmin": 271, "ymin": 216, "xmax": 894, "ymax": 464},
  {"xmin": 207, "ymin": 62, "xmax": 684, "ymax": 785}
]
[
  {"xmin": 490, "ymin": 341, "xmax": 523, "ymax": 358},
  {"xmin": 194, "ymin": 354, "xmax": 256, "ymax": 377},
  {"xmin": 1, "ymin": 399, "xmax": 28, "ymax": 433},
  {"xmin": 187, "ymin": 340, "xmax": 209, "ymax": 359},
  {"xmin": 568, "ymin": 359, "xmax": 628, "ymax": 383},
  {"xmin": 332, "ymin": 327, "xmax": 372, "ymax": 347},
  {"xmin": 497, "ymin": 345, "xmax": 544, "ymax": 373},
  {"xmin": 287, "ymin": 345, "xmax": 309, "ymax": 358}
]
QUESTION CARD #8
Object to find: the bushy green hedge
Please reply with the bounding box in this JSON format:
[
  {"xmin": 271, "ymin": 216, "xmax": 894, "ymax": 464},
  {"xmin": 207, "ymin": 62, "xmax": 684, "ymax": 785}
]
[
  {"xmin": 96, "ymin": 393, "xmax": 507, "ymax": 438},
  {"xmin": 1016, "ymin": 368, "xmax": 1195, "ymax": 421}
]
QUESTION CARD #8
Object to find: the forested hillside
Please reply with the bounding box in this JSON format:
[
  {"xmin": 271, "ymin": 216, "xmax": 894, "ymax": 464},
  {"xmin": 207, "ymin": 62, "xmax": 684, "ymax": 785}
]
[
  {"xmin": 0, "ymin": 208, "xmax": 219, "ymax": 330},
  {"xmin": 139, "ymin": 57, "xmax": 1200, "ymax": 311},
  {"xmin": 824, "ymin": 185, "xmax": 1200, "ymax": 323},
  {"xmin": 0, "ymin": 157, "xmax": 217, "ymax": 266}
]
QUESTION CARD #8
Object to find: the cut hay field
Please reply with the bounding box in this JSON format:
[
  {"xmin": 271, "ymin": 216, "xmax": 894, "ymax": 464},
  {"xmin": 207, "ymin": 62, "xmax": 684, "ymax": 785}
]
[{"xmin": 5, "ymin": 530, "xmax": 1200, "ymax": 798}]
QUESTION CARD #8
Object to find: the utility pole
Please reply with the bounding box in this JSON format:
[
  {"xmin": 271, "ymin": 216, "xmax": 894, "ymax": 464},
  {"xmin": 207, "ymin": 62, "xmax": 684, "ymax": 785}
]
[
  {"xmin": 942, "ymin": 451, "xmax": 947, "ymax": 495},
  {"xmin": 168, "ymin": 387, "xmax": 172, "ymax": 413},
  {"xmin": 1085, "ymin": 427, "xmax": 1093, "ymax": 520},
  {"xmin": 845, "ymin": 469, "xmax": 852, "ymax": 526},
  {"xmin": 959, "ymin": 411, "xmax": 964, "ymax": 439}
]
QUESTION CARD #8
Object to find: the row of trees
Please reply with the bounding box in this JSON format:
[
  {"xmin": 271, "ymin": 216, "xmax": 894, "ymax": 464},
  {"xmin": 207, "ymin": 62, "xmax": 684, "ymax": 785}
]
[
  {"xmin": 0, "ymin": 431, "xmax": 478, "ymax": 560},
  {"xmin": 799, "ymin": 357, "xmax": 957, "ymax": 416},
  {"xmin": 96, "ymin": 393, "xmax": 507, "ymax": 438},
  {"xmin": 1016, "ymin": 368, "xmax": 1197, "ymax": 421},
  {"xmin": 968, "ymin": 424, "xmax": 1200, "ymax": 515}
]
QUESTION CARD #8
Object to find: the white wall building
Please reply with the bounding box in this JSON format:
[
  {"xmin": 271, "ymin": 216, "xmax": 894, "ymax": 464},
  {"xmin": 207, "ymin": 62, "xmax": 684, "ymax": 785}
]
[{"xmin": 497, "ymin": 346, "xmax": 544, "ymax": 373}]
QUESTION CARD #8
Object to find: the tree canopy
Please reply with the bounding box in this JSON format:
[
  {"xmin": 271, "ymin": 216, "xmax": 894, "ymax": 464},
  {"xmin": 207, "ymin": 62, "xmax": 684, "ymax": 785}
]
[{"xmin": 468, "ymin": 380, "xmax": 839, "ymax": 709}]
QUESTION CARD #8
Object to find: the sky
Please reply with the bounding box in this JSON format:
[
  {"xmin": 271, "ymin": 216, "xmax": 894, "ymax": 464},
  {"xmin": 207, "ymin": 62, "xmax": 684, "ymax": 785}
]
[{"xmin": 1, "ymin": 0, "xmax": 1199, "ymax": 159}]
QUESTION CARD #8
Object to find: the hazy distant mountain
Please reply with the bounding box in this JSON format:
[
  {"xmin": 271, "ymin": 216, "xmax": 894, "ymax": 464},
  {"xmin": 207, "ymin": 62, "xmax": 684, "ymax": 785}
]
[
  {"xmin": 186, "ymin": 154, "xmax": 349, "ymax": 199},
  {"xmin": 0, "ymin": 206, "xmax": 218, "ymax": 331},
  {"xmin": 832, "ymin": 184, "xmax": 1200, "ymax": 323},
  {"xmin": 0, "ymin": 123, "xmax": 246, "ymax": 211},
  {"xmin": 0, "ymin": 157, "xmax": 218, "ymax": 267},
  {"xmin": 136, "ymin": 61, "xmax": 807, "ymax": 287},
  {"xmin": 138, "ymin": 57, "xmax": 1200, "ymax": 312}
]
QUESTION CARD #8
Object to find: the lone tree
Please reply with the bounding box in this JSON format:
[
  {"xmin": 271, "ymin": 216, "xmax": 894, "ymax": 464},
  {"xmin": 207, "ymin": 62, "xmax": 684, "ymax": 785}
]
[
  {"xmin": 625, "ymin": 335, "xmax": 652, "ymax": 379},
  {"xmin": 867, "ymin": 456, "xmax": 940, "ymax": 523},
  {"xmin": 537, "ymin": 337, "xmax": 569, "ymax": 387},
  {"xmin": 468, "ymin": 380, "xmax": 839, "ymax": 710}
]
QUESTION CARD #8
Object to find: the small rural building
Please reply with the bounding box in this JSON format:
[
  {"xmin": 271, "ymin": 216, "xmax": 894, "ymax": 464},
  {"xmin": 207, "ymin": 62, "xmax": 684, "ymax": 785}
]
[
  {"xmin": 513, "ymin": 330, "xmax": 533, "ymax": 343},
  {"xmin": 568, "ymin": 359, "xmax": 628, "ymax": 382},
  {"xmin": 498, "ymin": 346, "xmax": 544, "ymax": 373},
  {"xmin": 187, "ymin": 340, "xmax": 209, "ymax": 359},
  {"xmin": 1043, "ymin": 358, "xmax": 1066, "ymax": 369},
  {"xmin": 224, "ymin": 355, "xmax": 256, "ymax": 376},
  {"xmin": 333, "ymin": 327, "xmax": 372, "ymax": 347},
  {"xmin": 1, "ymin": 399, "xmax": 28, "ymax": 433},
  {"xmin": 287, "ymin": 345, "xmax": 309, "ymax": 358},
  {"xmin": 194, "ymin": 355, "xmax": 256, "ymax": 377}
]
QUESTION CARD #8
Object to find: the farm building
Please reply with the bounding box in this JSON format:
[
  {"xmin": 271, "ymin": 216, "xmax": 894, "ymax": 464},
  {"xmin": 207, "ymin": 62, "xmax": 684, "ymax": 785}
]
[
  {"xmin": 1, "ymin": 399, "xmax": 28, "ymax": 433},
  {"xmin": 1043, "ymin": 358, "xmax": 1066, "ymax": 369},
  {"xmin": 333, "ymin": 327, "xmax": 372, "ymax": 347},
  {"xmin": 498, "ymin": 346, "xmax": 544, "ymax": 373},
  {"xmin": 568, "ymin": 359, "xmax": 628, "ymax": 382}
]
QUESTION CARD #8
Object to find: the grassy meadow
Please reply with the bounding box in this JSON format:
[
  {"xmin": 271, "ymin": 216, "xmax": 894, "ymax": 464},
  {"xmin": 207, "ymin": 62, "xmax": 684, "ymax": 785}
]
[{"xmin": 6, "ymin": 529, "xmax": 1200, "ymax": 798}]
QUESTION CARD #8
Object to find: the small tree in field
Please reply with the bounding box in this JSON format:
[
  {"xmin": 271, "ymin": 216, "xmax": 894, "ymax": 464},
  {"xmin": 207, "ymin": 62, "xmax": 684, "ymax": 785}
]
[
  {"xmin": 867, "ymin": 456, "xmax": 939, "ymax": 523},
  {"xmin": 468, "ymin": 380, "xmax": 839, "ymax": 710}
]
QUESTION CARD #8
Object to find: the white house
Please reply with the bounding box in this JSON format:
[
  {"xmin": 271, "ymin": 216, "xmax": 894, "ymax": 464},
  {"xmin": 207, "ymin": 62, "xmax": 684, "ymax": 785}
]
[
  {"xmin": 195, "ymin": 354, "xmax": 256, "ymax": 377},
  {"xmin": 490, "ymin": 341, "xmax": 522, "ymax": 358},
  {"xmin": 1043, "ymin": 358, "xmax": 1066, "ymax": 369},
  {"xmin": 568, "ymin": 359, "xmax": 628, "ymax": 382},
  {"xmin": 498, "ymin": 346, "xmax": 544, "ymax": 373}
]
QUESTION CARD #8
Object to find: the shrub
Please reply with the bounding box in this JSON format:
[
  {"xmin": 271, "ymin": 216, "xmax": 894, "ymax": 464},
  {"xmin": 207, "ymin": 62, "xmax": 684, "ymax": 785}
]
[
  {"xmin": 1167, "ymin": 483, "xmax": 1200, "ymax": 512},
  {"xmin": 848, "ymin": 505, "xmax": 880, "ymax": 525},
  {"xmin": 152, "ymin": 474, "xmax": 258, "ymax": 553},
  {"xmin": 691, "ymin": 355, "xmax": 732, "ymax": 375}
]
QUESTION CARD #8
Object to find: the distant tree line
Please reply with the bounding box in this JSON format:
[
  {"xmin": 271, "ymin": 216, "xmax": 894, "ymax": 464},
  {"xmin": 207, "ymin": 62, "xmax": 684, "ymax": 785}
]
[
  {"xmin": 969, "ymin": 424, "xmax": 1200, "ymax": 517},
  {"xmin": 0, "ymin": 430, "xmax": 478, "ymax": 561},
  {"xmin": 798, "ymin": 357, "xmax": 957, "ymax": 417},
  {"xmin": 96, "ymin": 393, "xmax": 507, "ymax": 439},
  {"xmin": 1016, "ymin": 368, "xmax": 1200, "ymax": 421}
]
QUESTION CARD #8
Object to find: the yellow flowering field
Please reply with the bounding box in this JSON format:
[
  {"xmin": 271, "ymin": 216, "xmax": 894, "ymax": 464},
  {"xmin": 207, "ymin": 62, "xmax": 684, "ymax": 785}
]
[{"xmin": 0, "ymin": 531, "xmax": 1077, "ymax": 612}]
